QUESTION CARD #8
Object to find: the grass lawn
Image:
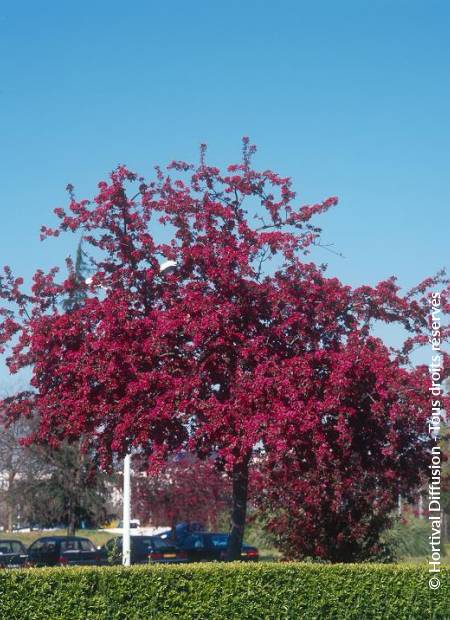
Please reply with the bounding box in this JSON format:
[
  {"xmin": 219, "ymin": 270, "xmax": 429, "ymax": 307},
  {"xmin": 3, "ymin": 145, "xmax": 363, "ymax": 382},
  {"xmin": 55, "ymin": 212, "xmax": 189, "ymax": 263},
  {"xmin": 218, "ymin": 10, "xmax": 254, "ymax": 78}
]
[{"xmin": 0, "ymin": 529, "xmax": 113, "ymax": 548}]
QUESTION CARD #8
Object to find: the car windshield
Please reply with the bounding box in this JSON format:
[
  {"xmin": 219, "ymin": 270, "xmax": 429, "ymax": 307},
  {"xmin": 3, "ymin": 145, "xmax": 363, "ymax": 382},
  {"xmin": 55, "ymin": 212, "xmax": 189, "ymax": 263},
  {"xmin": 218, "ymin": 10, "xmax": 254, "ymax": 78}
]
[
  {"xmin": 60, "ymin": 539, "xmax": 96, "ymax": 552},
  {"xmin": 151, "ymin": 538, "xmax": 172, "ymax": 551},
  {"xmin": 0, "ymin": 541, "xmax": 23, "ymax": 554},
  {"xmin": 79, "ymin": 539, "xmax": 96, "ymax": 552}
]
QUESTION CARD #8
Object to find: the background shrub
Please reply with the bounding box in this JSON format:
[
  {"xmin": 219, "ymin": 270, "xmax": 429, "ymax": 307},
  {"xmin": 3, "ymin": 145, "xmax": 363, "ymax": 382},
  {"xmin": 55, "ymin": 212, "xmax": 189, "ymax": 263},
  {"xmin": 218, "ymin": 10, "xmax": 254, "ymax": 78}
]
[{"xmin": 383, "ymin": 516, "xmax": 447, "ymax": 561}]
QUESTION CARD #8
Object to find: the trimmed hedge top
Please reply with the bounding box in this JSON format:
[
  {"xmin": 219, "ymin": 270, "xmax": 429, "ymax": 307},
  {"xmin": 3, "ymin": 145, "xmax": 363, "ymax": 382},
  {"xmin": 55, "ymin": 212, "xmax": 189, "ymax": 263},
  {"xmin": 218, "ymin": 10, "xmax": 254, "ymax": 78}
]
[{"xmin": 0, "ymin": 562, "xmax": 448, "ymax": 620}]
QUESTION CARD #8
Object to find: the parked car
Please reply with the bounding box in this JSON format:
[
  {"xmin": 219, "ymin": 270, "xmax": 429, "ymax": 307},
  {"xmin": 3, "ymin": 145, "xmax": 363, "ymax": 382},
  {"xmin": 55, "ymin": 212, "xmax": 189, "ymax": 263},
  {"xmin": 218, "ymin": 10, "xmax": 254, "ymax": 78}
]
[
  {"xmin": 0, "ymin": 540, "xmax": 29, "ymax": 569},
  {"xmin": 27, "ymin": 536, "xmax": 101, "ymax": 567},
  {"xmin": 101, "ymin": 535, "xmax": 188, "ymax": 565},
  {"xmin": 175, "ymin": 532, "xmax": 259, "ymax": 562}
]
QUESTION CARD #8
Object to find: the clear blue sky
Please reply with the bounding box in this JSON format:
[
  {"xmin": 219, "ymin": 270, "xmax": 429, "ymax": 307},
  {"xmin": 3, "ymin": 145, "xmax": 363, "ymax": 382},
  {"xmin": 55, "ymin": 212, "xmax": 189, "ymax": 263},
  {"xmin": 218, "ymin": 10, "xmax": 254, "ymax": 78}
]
[{"xmin": 0, "ymin": 1, "xmax": 449, "ymax": 386}]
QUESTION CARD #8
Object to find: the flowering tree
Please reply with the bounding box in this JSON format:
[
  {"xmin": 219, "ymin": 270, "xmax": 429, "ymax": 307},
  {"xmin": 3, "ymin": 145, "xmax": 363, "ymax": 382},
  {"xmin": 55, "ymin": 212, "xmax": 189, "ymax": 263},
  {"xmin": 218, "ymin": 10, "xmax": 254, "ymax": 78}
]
[
  {"xmin": 0, "ymin": 139, "xmax": 448, "ymax": 559},
  {"xmin": 250, "ymin": 337, "xmax": 445, "ymax": 561}
]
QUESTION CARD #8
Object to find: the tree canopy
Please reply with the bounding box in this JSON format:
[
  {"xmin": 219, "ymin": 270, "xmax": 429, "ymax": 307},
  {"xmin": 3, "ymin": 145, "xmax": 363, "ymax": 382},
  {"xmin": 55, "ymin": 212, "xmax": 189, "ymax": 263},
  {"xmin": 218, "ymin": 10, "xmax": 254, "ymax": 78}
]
[{"xmin": 1, "ymin": 140, "xmax": 448, "ymax": 559}]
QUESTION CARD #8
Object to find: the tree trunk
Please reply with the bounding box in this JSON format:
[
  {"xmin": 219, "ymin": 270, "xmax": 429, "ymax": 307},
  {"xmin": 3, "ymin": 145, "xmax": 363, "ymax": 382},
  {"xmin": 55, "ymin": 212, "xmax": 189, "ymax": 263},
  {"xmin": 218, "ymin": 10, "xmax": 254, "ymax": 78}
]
[
  {"xmin": 67, "ymin": 496, "xmax": 76, "ymax": 536},
  {"xmin": 67, "ymin": 448, "xmax": 82, "ymax": 536},
  {"xmin": 6, "ymin": 471, "xmax": 16, "ymax": 532},
  {"xmin": 67, "ymin": 516, "xmax": 76, "ymax": 536},
  {"xmin": 6, "ymin": 503, "xmax": 13, "ymax": 533},
  {"xmin": 226, "ymin": 455, "xmax": 250, "ymax": 561}
]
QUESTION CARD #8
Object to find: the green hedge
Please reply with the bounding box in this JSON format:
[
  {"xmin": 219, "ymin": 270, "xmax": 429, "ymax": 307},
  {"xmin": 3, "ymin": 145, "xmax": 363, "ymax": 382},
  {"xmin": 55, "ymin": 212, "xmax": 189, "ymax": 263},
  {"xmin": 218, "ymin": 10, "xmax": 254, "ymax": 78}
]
[{"xmin": 0, "ymin": 563, "xmax": 448, "ymax": 620}]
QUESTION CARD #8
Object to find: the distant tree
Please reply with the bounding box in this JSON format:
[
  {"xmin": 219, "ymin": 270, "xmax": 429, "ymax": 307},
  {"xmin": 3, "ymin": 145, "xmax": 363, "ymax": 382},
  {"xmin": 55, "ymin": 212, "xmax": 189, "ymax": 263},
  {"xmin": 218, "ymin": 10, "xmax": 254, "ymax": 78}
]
[
  {"xmin": 20, "ymin": 440, "xmax": 112, "ymax": 535},
  {"xmin": 0, "ymin": 407, "xmax": 113, "ymax": 534},
  {"xmin": 0, "ymin": 414, "xmax": 43, "ymax": 531},
  {"xmin": 62, "ymin": 240, "xmax": 91, "ymax": 313}
]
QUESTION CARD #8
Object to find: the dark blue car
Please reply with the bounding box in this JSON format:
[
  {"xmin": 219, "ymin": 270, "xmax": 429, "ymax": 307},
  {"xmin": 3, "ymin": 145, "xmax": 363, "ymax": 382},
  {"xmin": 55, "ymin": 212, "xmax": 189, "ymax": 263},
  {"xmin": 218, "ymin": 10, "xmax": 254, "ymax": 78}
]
[{"xmin": 170, "ymin": 531, "xmax": 259, "ymax": 562}]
